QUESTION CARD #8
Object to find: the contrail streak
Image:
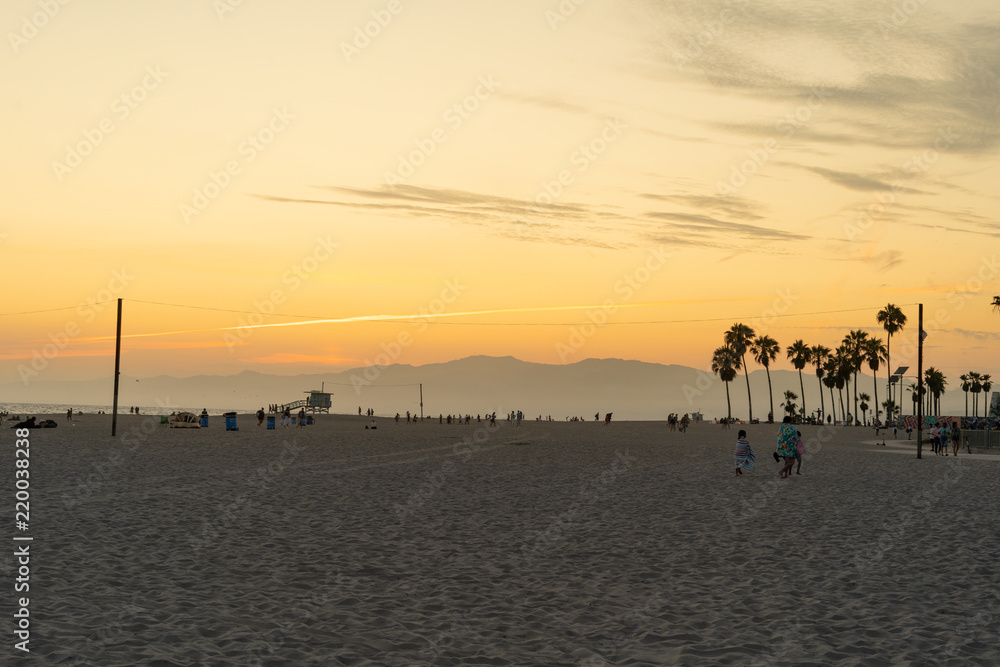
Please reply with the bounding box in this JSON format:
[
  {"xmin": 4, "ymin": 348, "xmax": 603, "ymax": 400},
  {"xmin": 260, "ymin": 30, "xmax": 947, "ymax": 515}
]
[{"xmin": 76, "ymin": 301, "xmax": 682, "ymax": 341}]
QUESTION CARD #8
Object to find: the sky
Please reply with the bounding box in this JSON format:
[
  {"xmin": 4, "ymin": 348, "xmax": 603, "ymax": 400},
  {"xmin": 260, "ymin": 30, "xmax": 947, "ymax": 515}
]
[{"xmin": 2, "ymin": 0, "xmax": 998, "ymax": 395}]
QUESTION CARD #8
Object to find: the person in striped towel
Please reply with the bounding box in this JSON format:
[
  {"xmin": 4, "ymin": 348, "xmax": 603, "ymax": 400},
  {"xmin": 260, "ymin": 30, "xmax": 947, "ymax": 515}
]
[{"xmin": 734, "ymin": 429, "xmax": 755, "ymax": 476}]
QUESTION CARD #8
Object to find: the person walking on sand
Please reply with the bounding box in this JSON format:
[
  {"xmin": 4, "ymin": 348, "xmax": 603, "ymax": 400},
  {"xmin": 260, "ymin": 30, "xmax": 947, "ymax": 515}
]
[
  {"xmin": 282, "ymin": 407, "xmax": 292, "ymax": 428},
  {"xmin": 67, "ymin": 407, "xmax": 73, "ymax": 423},
  {"xmin": 256, "ymin": 408, "xmax": 265, "ymax": 426},
  {"xmin": 951, "ymin": 421, "xmax": 961, "ymax": 456},
  {"xmin": 776, "ymin": 417, "xmax": 798, "ymax": 478},
  {"xmin": 734, "ymin": 429, "xmax": 755, "ymax": 476}
]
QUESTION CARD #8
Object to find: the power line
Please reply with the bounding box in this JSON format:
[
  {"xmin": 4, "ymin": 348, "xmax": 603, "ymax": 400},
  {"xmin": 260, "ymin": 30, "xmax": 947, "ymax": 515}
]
[
  {"xmin": 372, "ymin": 304, "xmax": 921, "ymax": 326},
  {"xmin": 0, "ymin": 303, "xmax": 113, "ymax": 317},
  {"xmin": 118, "ymin": 299, "xmax": 917, "ymax": 326},
  {"xmin": 3, "ymin": 298, "xmax": 921, "ymax": 335},
  {"xmin": 124, "ymin": 299, "xmax": 328, "ymax": 319},
  {"xmin": 322, "ymin": 382, "xmax": 421, "ymax": 387}
]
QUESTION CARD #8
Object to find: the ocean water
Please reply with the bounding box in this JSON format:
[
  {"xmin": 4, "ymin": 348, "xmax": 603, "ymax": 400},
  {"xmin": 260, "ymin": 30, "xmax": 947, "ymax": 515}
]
[{"xmin": 1, "ymin": 403, "xmax": 234, "ymax": 417}]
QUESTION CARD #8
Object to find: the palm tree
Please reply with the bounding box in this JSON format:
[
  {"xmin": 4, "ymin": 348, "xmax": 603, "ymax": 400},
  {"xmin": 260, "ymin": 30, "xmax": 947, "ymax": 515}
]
[
  {"xmin": 786, "ymin": 340, "xmax": 811, "ymax": 421},
  {"xmin": 836, "ymin": 368, "xmax": 848, "ymax": 423},
  {"xmin": 712, "ymin": 345, "xmax": 739, "ymax": 422},
  {"xmin": 882, "ymin": 399, "xmax": 896, "ymax": 422},
  {"xmin": 751, "ymin": 335, "xmax": 780, "ymax": 423},
  {"xmin": 843, "ymin": 330, "xmax": 869, "ymax": 425},
  {"xmin": 934, "ymin": 370, "xmax": 947, "ymax": 416},
  {"xmin": 864, "ymin": 337, "xmax": 887, "ymax": 425},
  {"xmin": 725, "ymin": 323, "xmax": 756, "ymax": 423},
  {"xmin": 969, "ymin": 371, "xmax": 983, "ymax": 417},
  {"xmin": 960, "ymin": 374, "xmax": 971, "ymax": 418},
  {"xmin": 859, "ymin": 392, "xmax": 871, "ymax": 425},
  {"xmin": 924, "ymin": 368, "xmax": 946, "ymax": 417},
  {"xmin": 781, "ymin": 390, "xmax": 799, "ymax": 419},
  {"xmin": 822, "ymin": 357, "xmax": 838, "ymax": 424},
  {"xmin": 981, "ymin": 374, "xmax": 993, "ymax": 417},
  {"xmin": 907, "ymin": 382, "xmax": 920, "ymax": 415},
  {"xmin": 811, "ymin": 345, "xmax": 831, "ymax": 423},
  {"xmin": 834, "ymin": 345, "xmax": 852, "ymax": 423},
  {"xmin": 877, "ymin": 304, "xmax": 907, "ymax": 409},
  {"xmin": 992, "ymin": 296, "xmax": 1000, "ymax": 314}
]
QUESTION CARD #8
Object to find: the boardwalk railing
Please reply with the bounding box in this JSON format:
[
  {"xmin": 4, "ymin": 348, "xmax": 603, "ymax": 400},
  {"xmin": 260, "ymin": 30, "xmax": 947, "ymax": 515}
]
[{"xmin": 964, "ymin": 430, "xmax": 1000, "ymax": 451}]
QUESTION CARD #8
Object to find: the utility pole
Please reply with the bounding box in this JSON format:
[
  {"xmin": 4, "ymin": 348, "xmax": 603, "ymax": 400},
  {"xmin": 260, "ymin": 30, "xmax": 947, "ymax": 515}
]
[
  {"xmin": 111, "ymin": 298, "xmax": 122, "ymax": 437},
  {"xmin": 916, "ymin": 304, "xmax": 923, "ymax": 459}
]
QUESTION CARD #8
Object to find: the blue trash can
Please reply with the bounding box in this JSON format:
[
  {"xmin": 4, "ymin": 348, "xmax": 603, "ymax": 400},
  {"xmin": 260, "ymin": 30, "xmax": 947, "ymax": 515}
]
[
  {"xmin": 267, "ymin": 416, "xmax": 275, "ymax": 430},
  {"xmin": 225, "ymin": 416, "xmax": 238, "ymax": 431},
  {"xmin": 200, "ymin": 416, "xmax": 208, "ymax": 427}
]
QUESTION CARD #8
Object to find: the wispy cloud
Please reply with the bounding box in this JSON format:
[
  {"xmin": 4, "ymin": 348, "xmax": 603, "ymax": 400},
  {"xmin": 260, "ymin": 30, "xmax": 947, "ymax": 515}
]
[
  {"xmin": 950, "ymin": 328, "xmax": 1000, "ymax": 342},
  {"xmin": 495, "ymin": 91, "xmax": 598, "ymax": 117},
  {"xmin": 255, "ymin": 183, "xmax": 816, "ymax": 252},
  {"xmin": 642, "ymin": 193, "xmax": 766, "ymax": 220},
  {"xmin": 645, "ymin": 210, "xmax": 811, "ymax": 242},
  {"xmin": 802, "ymin": 166, "xmax": 923, "ymax": 193},
  {"xmin": 245, "ymin": 353, "xmax": 357, "ymax": 365},
  {"xmin": 635, "ymin": 0, "xmax": 1000, "ymax": 153}
]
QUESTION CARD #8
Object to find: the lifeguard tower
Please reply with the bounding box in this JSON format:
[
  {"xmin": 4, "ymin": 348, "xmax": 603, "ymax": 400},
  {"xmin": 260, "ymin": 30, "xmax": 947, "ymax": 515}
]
[
  {"xmin": 275, "ymin": 383, "xmax": 333, "ymax": 414},
  {"xmin": 303, "ymin": 387, "xmax": 332, "ymax": 413}
]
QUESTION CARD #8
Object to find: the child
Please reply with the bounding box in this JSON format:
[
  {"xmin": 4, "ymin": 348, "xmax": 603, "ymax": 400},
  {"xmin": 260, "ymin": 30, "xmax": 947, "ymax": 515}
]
[{"xmin": 734, "ymin": 429, "xmax": 755, "ymax": 476}]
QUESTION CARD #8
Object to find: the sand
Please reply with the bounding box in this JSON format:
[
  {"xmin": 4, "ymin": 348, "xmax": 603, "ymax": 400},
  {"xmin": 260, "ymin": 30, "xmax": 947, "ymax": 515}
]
[{"xmin": 8, "ymin": 414, "xmax": 1000, "ymax": 665}]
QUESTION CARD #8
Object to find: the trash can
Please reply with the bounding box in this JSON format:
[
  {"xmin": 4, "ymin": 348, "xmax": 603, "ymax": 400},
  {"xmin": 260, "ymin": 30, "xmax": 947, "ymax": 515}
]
[
  {"xmin": 225, "ymin": 416, "xmax": 238, "ymax": 431},
  {"xmin": 267, "ymin": 416, "xmax": 275, "ymax": 430},
  {"xmin": 200, "ymin": 416, "xmax": 208, "ymax": 427}
]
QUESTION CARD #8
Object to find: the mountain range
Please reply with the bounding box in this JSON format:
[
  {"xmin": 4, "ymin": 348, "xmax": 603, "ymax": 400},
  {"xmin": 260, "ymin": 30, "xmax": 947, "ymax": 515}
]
[{"xmin": 0, "ymin": 355, "xmax": 947, "ymax": 421}]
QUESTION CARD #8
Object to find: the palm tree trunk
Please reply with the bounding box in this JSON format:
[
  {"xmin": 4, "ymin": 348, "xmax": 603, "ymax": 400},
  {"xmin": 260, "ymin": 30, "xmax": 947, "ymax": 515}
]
[
  {"xmin": 741, "ymin": 356, "xmax": 753, "ymax": 422},
  {"xmin": 964, "ymin": 389, "xmax": 968, "ymax": 418},
  {"xmin": 885, "ymin": 335, "xmax": 892, "ymax": 413},
  {"xmin": 817, "ymin": 376, "xmax": 825, "ymax": 423},
  {"xmin": 838, "ymin": 387, "xmax": 846, "ymax": 424},
  {"xmin": 845, "ymin": 376, "xmax": 851, "ymax": 422},
  {"xmin": 798, "ymin": 370, "xmax": 806, "ymax": 421},
  {"xmin": 725, "ymin": 382, "xmax": 732, "ymax": 421},
  {"xmin": 829, "ymin": 386, "xmax": 837, "ymax": 423},
  {"xmin": 853, "ymin": 371, "xmax": 859, "ymax": 426},
  {"xmin": 872, "ymin": 374, "xmax": 879, "ymax": 426},
  {"xmin": 766, "ymin": 367, "xmax": 774, "ymax": 423}
]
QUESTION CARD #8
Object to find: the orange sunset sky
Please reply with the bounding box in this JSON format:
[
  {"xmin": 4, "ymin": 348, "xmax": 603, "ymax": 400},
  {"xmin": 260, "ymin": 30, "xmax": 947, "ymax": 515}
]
[{"xmin": 2, "ymin": 0, "xmax": 998, "ymax": 387}]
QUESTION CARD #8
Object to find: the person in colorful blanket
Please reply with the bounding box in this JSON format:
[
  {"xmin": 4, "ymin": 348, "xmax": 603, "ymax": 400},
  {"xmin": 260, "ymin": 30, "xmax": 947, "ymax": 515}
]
[
  {"xmin": 776, "ymin": 417, "xmax": 798, "ymax": 478},
  {"xmin": 734, "ymin": 429, "xmax": 755, "ymax": 476}
]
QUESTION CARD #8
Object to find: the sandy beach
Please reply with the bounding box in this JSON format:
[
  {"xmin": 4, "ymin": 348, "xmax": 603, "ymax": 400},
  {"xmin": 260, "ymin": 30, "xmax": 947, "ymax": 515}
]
[{"xmin": 9, "ymin": 414, "xmax": 1000, "ymax": 665}]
